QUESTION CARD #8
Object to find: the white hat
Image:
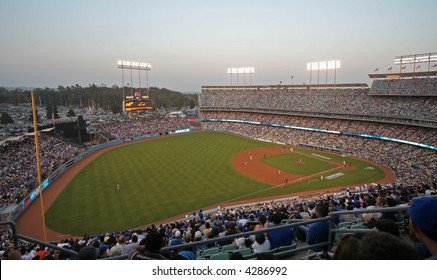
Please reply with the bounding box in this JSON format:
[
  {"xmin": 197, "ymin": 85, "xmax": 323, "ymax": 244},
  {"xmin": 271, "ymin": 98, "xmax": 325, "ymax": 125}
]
[
  {"xmin": 194, "ymin": 231, "xmax": 202, "ymax": 239},
  {"xmin": 175, "ymin": 230, "xmax": 181, "ymax": 238}
]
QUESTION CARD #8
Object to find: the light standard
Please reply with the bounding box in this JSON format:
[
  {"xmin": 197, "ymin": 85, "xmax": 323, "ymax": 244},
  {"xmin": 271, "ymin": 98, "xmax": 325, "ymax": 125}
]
[
  {"xmin": 117, "ymin": 60, "xmax": 152, "ymax": 111},
  {"xmin": 228, "ymin": 67, "xmax": 255, "ymax": 86}
]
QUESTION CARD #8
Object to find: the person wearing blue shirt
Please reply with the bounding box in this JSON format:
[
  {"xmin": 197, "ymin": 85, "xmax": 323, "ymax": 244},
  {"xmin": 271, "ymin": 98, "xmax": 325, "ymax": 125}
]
[
  {"xmin": 267, "ymin": 213, "xmax": 293, "ymax": 249},
  {"xmin": 198, "ymin": 209, "xmax": 204, "ymax": 221},
  {"xmin": 307, "ymin": 204, "xmax": 331, "ymax": 252}
]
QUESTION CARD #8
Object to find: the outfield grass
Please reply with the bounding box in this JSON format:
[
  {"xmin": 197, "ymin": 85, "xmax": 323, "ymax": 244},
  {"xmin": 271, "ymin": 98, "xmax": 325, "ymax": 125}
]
[
  {"xmin": 45, "ymin": 132, "xmax": 272, "ymax": 235},
  {"xmin": 45, "ymin": 131, "xmax": 386, "ymax": 235}
]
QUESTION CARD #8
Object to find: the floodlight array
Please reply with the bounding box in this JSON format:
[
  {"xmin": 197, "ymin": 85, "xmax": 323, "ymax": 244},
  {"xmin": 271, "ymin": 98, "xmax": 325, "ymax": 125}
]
[
  {"xmin": 394, "ymin": 52, "xmax": 437, "ymax": 65},
  {"xmin": 307, "ymin": 60, "xmax": 340, "ymax": 71},
  {"xmin": 227, "ymin": 67, "xmax": 255, "ymax": 74},
  {"xmin": 117, "ymin": 60, "xmax": 151, "ymax": 70}
]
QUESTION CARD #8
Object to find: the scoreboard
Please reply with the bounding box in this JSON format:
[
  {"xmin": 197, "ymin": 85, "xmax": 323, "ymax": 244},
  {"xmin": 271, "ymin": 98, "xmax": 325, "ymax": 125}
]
[{"xmin": 124, "ymin": 99, "xmax": 153, "ymax": 112}]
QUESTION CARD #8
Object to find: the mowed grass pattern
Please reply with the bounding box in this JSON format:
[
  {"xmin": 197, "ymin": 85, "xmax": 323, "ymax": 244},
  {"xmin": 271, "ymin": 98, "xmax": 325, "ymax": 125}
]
[
  {"xmin": 45, "ymin": 132, "xmax": 386, "ymax": 235},
  {"xmin": 45, "ymin": 132, "xmax": 272, "ymax": 235}
]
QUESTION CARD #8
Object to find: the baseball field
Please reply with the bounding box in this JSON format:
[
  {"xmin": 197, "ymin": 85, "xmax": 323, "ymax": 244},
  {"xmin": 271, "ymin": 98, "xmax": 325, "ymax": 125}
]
[{"xmin": 20, "ymin": 131, "xmax": 392, "ymax": 238}]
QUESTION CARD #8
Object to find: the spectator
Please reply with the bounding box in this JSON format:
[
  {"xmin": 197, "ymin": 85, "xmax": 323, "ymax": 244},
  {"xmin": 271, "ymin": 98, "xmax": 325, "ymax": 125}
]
[
  {"xmin": 192, "ymin": 231, "xmax": 207, "ymax": 253},
  {"xmin": 267, "ymin": 213, "xmax": 293, "ymax": 250},
  {"xmin": 333, "ymin": 234, "xmax": 364, "ymax": 260},
  {"xmin": 252, "ymin": 233, "xmax": 271, "ymax": 254},
  {"xmin": 131, "ymin": 229, "xmax": 168, "ymax": 260},
  {"xmin": 77, "ymin": 245, "xmax": 98, "ymax": 260},
  {"xmin": 198, "ymin": 209, "xmax": 204, "ymax": 221},
  {"xmin": 202, "ymin": 222, "xmax": 212, "ymax": 237},
  {"xmin": 3, "ymin": 246, "xmax": 22, "ymax": 260},
  {"xmin": 33, "ymin": 246, "xmax": 50, "ymax": 260},
  {"xmin": 225, "ymin": 221, "xmax": 240, "ymax": 237},
  {"xmin": 254, "ymin": 214, "xmax": 267, "ymax": 231},
  {"xmin": 334, "ymin": 231, "xmax": 420, "ymax": 260},
  {"xmin": 306, "ymin": 204, "xmax": 331, "ymax": 252},
  {"xmin": 229, "ymin": 252, "xmax": 244, "ymax": 260},
  {"xmin": 408, "ymin": 197, "xmax": 437, "ymax": 259},
  {"xmin": 120, "ymin": 234, "xmax": 138, "ymax": 256},
  {"xmin": 374, "ymin": 219, "xmax": 400, "ymax": 237},
  {"xmin": 169, "ymin": 230, "xmax": 183, "ymax": 247},
  {"xmin": 108, "ymin": 235, "xmax": 125, "ymax": 257},
  {"xmin": 232, "ymin": 236, "xmax": 253, "ymax": 250},
  {"xmin": 356, "ymin": 231, "xmax": 420, "ymax": 260},
  {"xmin": 362, "ymin": 197, "xmax": 382, "ymax": 224}
]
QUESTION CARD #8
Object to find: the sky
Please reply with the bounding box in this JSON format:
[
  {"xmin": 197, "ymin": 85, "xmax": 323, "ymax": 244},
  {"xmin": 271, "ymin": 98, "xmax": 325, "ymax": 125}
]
[{"xmin": 1, "ymin": 0, "xmax": 436, "ymax": 92}]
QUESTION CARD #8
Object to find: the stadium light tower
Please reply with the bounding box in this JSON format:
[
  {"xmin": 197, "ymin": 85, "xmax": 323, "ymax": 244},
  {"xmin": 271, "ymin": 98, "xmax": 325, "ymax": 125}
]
[
  {"xmin": 227, "ymin": 67, "xmax": 255, "ymax": 86},
  {"xmin": 117, "ymin": 60, "xmax": 152, "ymax": 100},
  {"xmin": 306, "ymin": 60, "xmax": 341, "ymax": 88},
  {"xmin": 394, "ymin": 52, "xmax": 437, "ymax": 73}
]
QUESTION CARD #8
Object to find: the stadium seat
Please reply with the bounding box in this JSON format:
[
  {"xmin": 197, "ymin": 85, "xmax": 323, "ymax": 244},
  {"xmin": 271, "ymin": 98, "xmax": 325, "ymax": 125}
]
[
  {"xmin": 244, "ymin": 253, "xmax": 258, "ymax": 260},
  {"xmin": 201, "ymin": 247, "xmax": 220, "ymax": 258},
  {"xmin": 351, "ymin": 223, "xmax": 366, "ymax": 230},
  {"xmin": 278, "ymin": 243, "xmax": 297, "ymax": 252},
  {"xmin": 260, "ymin": 248, "xmax": 278, "ymax": 255},
  {"xmin": 337, "ymin": 221, "xmax": 352, "ymax": 228},
  {"xmin": 221, "ymin": 244, "xmax": 237, "ymax": 253},
  {"xmin": 209, "ymin": 252, "xmax": 230, "ymax": 260},
  {"xmin": 232, "ymin": 248, "xmax": 252, "ymax": 257}
]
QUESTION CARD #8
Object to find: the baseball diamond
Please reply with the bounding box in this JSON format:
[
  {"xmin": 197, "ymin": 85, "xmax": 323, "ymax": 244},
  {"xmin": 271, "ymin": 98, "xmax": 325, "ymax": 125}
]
[{"xmin": 15, "ymin": 131, "xmax": 393, "ymax": 239}]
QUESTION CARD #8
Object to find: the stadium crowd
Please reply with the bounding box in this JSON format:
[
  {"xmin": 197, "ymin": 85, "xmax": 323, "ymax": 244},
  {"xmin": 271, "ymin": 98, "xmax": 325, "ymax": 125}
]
[
  {"xmin": 370, "ymin": 77, "xmax": 437, "ymax": 96},
  {"xmin": 0, "ymin": 135, "xmax": 83, "ymax": 209},
  {"xmin": 201, "ymin": 111, "xmax": 437, "ymax": 147},
  {"xmin": 1, "ymin": 183, "xmax": 436, "ymax": 260},
  {"xmin": 200, "ymin": 82, "xmax": 437, "ymax": 121},
  {"xmin": 90, "ymin": 115, "xmax": 191, "ymax": 139}
]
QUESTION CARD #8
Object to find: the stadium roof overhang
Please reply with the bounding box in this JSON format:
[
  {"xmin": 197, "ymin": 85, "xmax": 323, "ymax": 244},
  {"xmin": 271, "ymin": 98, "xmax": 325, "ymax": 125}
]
[
  {"xmin": 368, "ymin": 71, "xmax": 437, "ymax": 79},
  {"xmin": 0, "ymin": 136, "xmax": 24, "ymax": 146},
  {"xmin": 202, "ymin": 83, "xmax": 368, "ymax": 90},
  {"xmin": 24, "ymin": 127, "xmax": 54, "ymax": 136}
]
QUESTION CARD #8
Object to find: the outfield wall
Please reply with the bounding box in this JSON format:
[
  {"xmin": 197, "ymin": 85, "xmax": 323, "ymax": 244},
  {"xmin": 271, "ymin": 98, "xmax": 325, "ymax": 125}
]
[{"xmin": 11, "ymin": 129, "xmax": 191, "ymax": 221}]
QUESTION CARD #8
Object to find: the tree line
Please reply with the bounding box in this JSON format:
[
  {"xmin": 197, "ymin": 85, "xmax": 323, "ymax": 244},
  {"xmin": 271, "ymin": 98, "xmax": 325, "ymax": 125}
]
[{"xmin": 0, "ymin": 84, "xmax": 197, "ymax": 113}]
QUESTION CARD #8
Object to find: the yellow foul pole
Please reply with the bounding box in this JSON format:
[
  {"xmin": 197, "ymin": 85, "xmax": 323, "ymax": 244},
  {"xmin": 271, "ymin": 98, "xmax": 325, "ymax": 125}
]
[{"xmin": 31, "ymin": 91, "xmax": 47, "ymax": 242}]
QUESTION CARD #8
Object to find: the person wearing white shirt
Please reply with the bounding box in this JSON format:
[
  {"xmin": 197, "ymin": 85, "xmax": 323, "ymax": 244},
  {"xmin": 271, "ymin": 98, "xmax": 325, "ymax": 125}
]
[{"xmin": 252, "ymin": 234, "xmax": 271, "ymax": 254}]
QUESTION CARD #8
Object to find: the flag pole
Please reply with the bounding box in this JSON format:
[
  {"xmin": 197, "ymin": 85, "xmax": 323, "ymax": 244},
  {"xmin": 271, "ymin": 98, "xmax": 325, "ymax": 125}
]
[
  {"xmin": 31, "ymin": 91, "xmax": 48, "ymax": 242},
  {"xmin": 52, "ymin": 105, "xmax": 56, "ymax": 137}
]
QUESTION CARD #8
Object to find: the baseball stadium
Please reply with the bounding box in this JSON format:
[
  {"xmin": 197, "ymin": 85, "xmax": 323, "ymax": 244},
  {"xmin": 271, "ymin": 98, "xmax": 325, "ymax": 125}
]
[{"xmin": 1, "ymin": 61, "xmax": 436, "ymax": 260}]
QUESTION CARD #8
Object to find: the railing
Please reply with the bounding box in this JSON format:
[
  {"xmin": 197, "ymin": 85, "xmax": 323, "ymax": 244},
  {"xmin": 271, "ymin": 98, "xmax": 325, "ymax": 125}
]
[
  {"xmin": 328, "ymin": 206, "xmax": 409, "ymax": 237},
  {"xmin": 0, "ymin": 221, "xmax": 78, "ymax": 259},
  {"xmin": 159, "ymin": 206, "xmax": 410, "ymax": 260},
  {"xmin": 16, "ymin": 234, "xmax": 78, "ymax": 259},
  {"xmin": 3, "ymin": 205, "xmax": 411, "ymax": 260},
  {"xmin": 160, "ymin": 217, "xmax": 331, "ymax": 258},
  {"xmin": 103, "ymin": 218, "xmax": 333, "ymax": 260}
]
